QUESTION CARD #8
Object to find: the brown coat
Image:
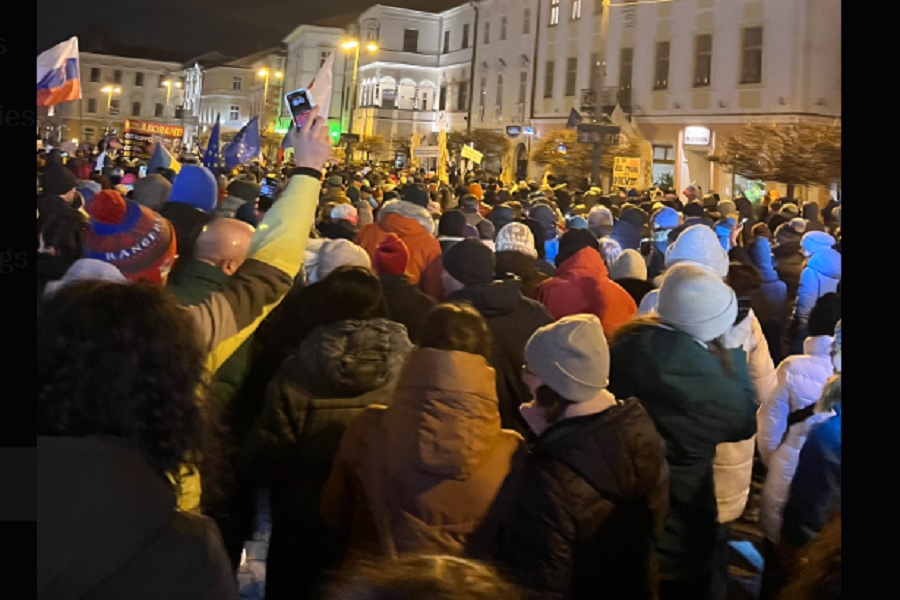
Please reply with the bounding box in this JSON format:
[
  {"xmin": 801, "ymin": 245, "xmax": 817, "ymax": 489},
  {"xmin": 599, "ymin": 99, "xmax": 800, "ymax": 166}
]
[{"xmin": 321, "ymin": 347, "xmax": 527, "ymax": 560}]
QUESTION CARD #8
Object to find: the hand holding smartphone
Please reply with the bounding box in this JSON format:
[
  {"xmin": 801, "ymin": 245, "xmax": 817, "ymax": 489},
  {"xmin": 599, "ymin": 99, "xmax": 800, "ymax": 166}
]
[{"xmin": 285, "ymin": 88, "xmax": 316, "ymax": 129}]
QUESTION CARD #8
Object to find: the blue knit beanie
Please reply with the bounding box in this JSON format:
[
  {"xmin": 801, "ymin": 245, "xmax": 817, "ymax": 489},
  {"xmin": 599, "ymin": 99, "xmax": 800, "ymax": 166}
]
[{"xmin": 168, "ymin": 164, "xmax": 218, "ymax": 213}]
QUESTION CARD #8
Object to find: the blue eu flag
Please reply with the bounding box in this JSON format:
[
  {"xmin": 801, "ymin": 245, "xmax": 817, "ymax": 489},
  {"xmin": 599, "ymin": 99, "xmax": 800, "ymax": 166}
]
[
  {"xmin": 202, "ymin": 114, "xmax": 223, "ymax": 170},
  {"xmin": 222, "ymin": 116, "xmax": 261, "ymax": 170}
]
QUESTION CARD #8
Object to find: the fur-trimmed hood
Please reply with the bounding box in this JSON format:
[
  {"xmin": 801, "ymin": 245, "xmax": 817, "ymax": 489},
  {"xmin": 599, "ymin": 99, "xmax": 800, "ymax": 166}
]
[{"xmin": 377, "ymin": 199, "xmax": 435, "ymax": 235}]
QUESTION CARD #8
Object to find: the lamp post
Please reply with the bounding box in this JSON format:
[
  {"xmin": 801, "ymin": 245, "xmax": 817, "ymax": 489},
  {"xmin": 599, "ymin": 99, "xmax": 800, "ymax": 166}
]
[
  {"xmin": 258, "ymin": 68, "xmax": 283, "ymax": 133},
  {"xmin": 341, "ymin": 40, "xmax": 379, "ymax": 136},
  {"xmin": 100, "ymin": 85, "xmax": 121, "ymax": 110},
  {"xmin": 163, "ymin": 79, "xmax": 183, "ymax": 118}
]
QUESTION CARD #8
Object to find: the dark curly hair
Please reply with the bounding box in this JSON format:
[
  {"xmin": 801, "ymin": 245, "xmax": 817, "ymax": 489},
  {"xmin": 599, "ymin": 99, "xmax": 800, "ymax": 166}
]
[{"xmin": 37, "ymin": 281, "xmax": 210, "ymax": 492}]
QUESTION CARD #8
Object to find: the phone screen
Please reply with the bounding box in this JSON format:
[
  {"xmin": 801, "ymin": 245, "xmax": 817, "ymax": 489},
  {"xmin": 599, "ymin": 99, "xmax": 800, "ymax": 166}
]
[
  {"xmin": 139, "ymin": 165, "xmax": 148, "ymax": 178},
  {"xmin": 285, "ymin": 88, "xmax": 316, "ymax": 128},
  {"xmin": 260, "ymin": 177, "xmax": 279, "ymax": 199}
]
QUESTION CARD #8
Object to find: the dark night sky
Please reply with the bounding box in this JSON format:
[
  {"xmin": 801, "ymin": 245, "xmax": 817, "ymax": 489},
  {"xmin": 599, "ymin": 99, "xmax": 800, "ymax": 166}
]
[{"xmin": 38, "ymin": 0, "xmax": 464, "ymax": 59}]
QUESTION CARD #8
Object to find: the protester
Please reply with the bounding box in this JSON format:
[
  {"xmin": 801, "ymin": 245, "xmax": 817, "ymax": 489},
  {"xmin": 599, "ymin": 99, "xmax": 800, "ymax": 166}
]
[
  {"xmin": 373, "ymin": 233, "xmax": 436, "ymax": 343},
  {"xmin": 240, "ymin": 266, "xmax": 412, "ymax": 600},
  {"xmin": 503, "ymin": 314, "xmax": 670, "ymax": 599},
  {"xmin": 786, "ymin": 232, "xmax": 841, "ymax": 355},
  {"xmin": 216, "ymin": 176, "xmax": 260, "ymax": 220},
  {"xmin": 608, "ymin": 263, "xmax": 758, "ymax": 599},
  {"xmin": 443, "ymin": 239, "xmax": 553, "ymax": 434},
  {"xmin": 493, "ymin": 221, "xmax": 550, "ymax": 298},
  {"xmin": 609, "ymin": 247, "xmax": 655, "ymax": 306},
  {"xmin": 131, "ymin": 172, "xmax": 172, "ymax": 212},
  {"xmin": 160, "ymin": 164, "xmax": 219, "ymax": 278},
  {"xmin": 321, "ymin": 303, "xmax": 527, "ymax": 560}
]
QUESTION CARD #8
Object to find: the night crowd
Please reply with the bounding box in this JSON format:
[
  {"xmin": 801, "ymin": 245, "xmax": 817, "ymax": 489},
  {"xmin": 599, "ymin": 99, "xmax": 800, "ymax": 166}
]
[{"xmin": 37, "ymin": 110, "xmax": 841, "ymax": 600}]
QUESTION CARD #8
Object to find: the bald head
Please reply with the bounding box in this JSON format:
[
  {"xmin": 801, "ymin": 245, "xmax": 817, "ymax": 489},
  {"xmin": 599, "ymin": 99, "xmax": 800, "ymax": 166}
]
[{"xmin": 194, "ymin": 218, "xmax": 256, "ymax": 276}]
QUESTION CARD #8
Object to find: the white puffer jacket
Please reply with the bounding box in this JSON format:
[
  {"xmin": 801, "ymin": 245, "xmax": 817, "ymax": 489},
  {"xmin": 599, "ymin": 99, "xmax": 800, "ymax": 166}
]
[
  {"xmin": 713, "ymin": 310, "xmax": 777, "ymax": 523},
  {"xmin": 756, "ymin": 335, "xmax": 836, "ymax": 541}
]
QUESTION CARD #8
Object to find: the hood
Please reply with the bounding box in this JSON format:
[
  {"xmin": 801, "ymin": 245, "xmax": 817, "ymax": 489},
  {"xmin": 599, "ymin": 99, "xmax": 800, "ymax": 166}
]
[
  {"xmin": 748, "ymin": 237, "xmax": 780, "ymax": 281},
  {"xmin": 557, "ymin": 246, "xmax": 611, "ymax": 280},
  {"xmin": 530, "ymin": 204, "xmax": 559, "ymax": 239},
  {"xmin": 38, "ymin": 436, "xmax": 175, "ymax": 599},
  {"xmin": 806, "ymin": 247, "xmax": 842, "ymax": 279},
  {"xmin": 378, "ymin": 199, "xmax": 435, "ymax": 235},
  {"xmin": 611, "ymin": 217, "xmax": 643, "ymax": 251},
  {"xmin": 803, "ymin": 334, "xmax": 835, "ymax": 357},
  {"xmin": 385, "ymin": 347, "xmax": 501, "ymax": 479},
  {"xmin": 772, "ymin": 239, "xmax": 802, "ymax": 258},
  {"xmin": 131, "ymin": 173, "xmax": 172, "ymax": 212},
  {"xmin": 448, "ymin": 279, "xmax": 523, "ymax": 318},
  {"xmin": 168, "ymin": 164, "xmax": 217, "ymax": 213},
  {"xmin": 801, "ymin": 202, "xmax": 821, "ymax": 222},
  {"xmin": 298, "ymin": 318, "xmax": 413, "ymax": 396}
]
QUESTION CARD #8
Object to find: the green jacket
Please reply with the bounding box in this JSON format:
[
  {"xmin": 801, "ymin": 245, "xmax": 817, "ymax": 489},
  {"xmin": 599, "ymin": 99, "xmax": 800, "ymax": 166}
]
[
  {"xmin": 607, "ymin": 323, "xmax": 757, "ymax": 581},
  {"xmin": 168, "ymin": 260, "xmax": 251, "ymax": 418}
]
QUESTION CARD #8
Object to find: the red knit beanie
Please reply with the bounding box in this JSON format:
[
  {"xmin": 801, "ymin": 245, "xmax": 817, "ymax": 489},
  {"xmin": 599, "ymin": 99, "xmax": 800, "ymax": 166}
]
[
  {"xmin": 84, "ymin": 190, "xmax": 177, "ymax": 284},
  {"xmin": 374, "ymin": 233, "xmax": 410, "ymax": 276}
]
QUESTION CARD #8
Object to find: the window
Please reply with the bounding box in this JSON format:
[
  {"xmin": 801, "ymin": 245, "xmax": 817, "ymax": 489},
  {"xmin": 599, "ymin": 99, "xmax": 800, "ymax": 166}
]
[
  {"xmin": 439, "ymin": 85, "xmax": 447, "ymax": 110},
  {"xmin": 483, "ymin": 22, "xmax": 490, "ymax": 45},
  {"xmin": 518, "ymin": 70, "xmax": 528, "ymax": 104},
  {"xmin": 132, "ymin": 101, "xmax": 141, "ymax": 117},
  {"xmin": 694, "ymin": 34, "xmax": 712, "ymax": 87},
  {"xmin": 158, "ymin": 74, "xmax": 166, "ymax": 87},
  {"xmin": 229, "ymin": 105, "xmax": 240, "ymax": 121},
  {"xmin": 109, "ymin": 99, "xmax": 120, "ymax": 115},
  {"xmin": 403, "ymin": 29, "xmax": 419, "ymax": 52},
  {"xmin": 87, "ymin": 98, "xmax": 97, "ymax": 113},
  {"xmin": 135, "ymin": 71, "xmax": 144, "ymax": 87},
  {"xmin": 113, "ymin": 69, "xmax": 122, "ymax": 84},
  {"xmin": 565, "ymin": 57, "xmax": 578, "ymax": 96},
  {"xmin": 500, "ymin": 16, "xmax": 507, "ymax": 40},
  {"xmin": 154, "ymin": 103, "xmax": 164, "ymax": 117},
  {"xmin": 233, "ymin": 76, "xmax": 242, "ymax": 90},
  {"xmin": 572, "ymin": 0, "xmax": 582, "ymax": 20},
  {"xmin": 457, "ymin": 81, "xmax": 468, "ymax": 111},
  {"xmin": 319, "ymin": 51, "xmax": 332, "ymax": 68},
  {"xmin": 523, "ymin": 8, "xmax": 531, "ymax": 34},
  {"xmin": 82, "ymin": 126, "xmax": 96, "ymax": 142},
  {"xmin": 382, "ymin": 87, "xmax": 397, "ymax": 108},
  {"xmin": 550, "ymin": 0, "xmax": 560, "ymax": 26},
  {"xmin": 462, "ymin": 24, "xmax": 470, "ymax": 49},
  {"xmin": 90, "ymin": 67, "xmax": 100, "ymax": 82},
  {"xmin": 619, "ymin": 48, "xmax": 633, "ymax": 91},
  {"xmin": 654, "ymin": 42, "xmax": 670, "ymax": 90},
  {"xmin": 653, "ymin": 145, "xmax": 675, "ymax": 161},
  {"xmin": 595, "ymin": 0, "xmax": 604, "ymax": 14},
  {"xmin": 496, "ymin": 74, "xmax": 504, "ymax": 114},
  {"xmin": 740, "ymin": 27, "xmax": 763, "ymax": 84},
  {"xmin": 444, "ymin": 31, "xmax": 450, "ymax": 54},
  {"xmin": 544, "ymin": 61, "xmax": 555, "ymax": 98}
]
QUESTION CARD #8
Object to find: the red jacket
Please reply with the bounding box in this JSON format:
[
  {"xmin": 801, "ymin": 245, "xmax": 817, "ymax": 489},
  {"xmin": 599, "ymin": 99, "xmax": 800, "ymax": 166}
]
[
  {"xmin": 355, "ymin": 207, "xmax": 440, "ymax": 285},
  {"xmin": 534, "ymin": 247, "xmax": 638, "ymax": 338}
]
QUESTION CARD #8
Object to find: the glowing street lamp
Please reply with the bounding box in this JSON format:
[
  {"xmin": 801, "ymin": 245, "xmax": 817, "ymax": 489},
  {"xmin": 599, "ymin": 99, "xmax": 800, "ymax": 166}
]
[
  {"xmin": 258, "ymin": 68, "xmax": 283, "ymax": 131},
  {"xmin": 162, "ymin": 79, "xmax": 183, "ymax": 118},
  {"xmin": 342, "ymin": 39, "xmax": 378, "ymax": 136},
  {"xmin": 100, "ymin": 85, "xmax": 121, "ymax": 109}
]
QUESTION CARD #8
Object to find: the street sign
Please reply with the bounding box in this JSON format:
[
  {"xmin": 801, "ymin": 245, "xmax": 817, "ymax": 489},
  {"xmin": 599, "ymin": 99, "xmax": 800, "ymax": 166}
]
[
  {"xmin": 576, "ymin": 123, "xmax": 621, "ymax": 145},
  {"xmin": 460, "ymin": 144, "xmax": 483, "ymax": 164},
  {"xmin": 340, "ymin": 133, "xmax": 360, "ymax": 144},
  {"xmin": 413, "ymin": 145, "xmax": 440, "ymax": 158}
]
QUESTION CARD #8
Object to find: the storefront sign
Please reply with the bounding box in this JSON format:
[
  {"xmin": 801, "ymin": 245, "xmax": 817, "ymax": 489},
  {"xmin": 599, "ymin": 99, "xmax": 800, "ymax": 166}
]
[
  {"xmin": 683, "ymin": 126, "xmax": 711, "ymax": 146},
  {"xmin": 122, "ymin": 119, "xmax": 185, "ymax": 161}
]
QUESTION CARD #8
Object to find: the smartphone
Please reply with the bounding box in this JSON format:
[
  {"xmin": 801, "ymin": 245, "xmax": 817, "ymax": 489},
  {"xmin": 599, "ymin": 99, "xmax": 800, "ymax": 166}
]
[
  {"xmin": 285, "ymin": 88, "xmax": 316, "ymax": 128},
  {"xmin": 260, "ymin": 176, "xmax": 279, "ymax": 200},
  {"xmin": 139, "ymin": 165, "xmax": 148, "ymax": 178}
]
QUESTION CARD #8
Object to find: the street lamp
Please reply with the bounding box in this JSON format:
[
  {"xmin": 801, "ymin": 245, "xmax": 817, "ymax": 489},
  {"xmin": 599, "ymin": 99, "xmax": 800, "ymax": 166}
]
[
  {"xmin": 341, "ymin": 39, "xmax": 378, "ymax": 136},
  {"xmin": 100, "ymin": 86, "xmax": 121, "ymax": 110},
  {"xmin": 162, "ymin": 79, "xmax": 183, "ymax": 118},
  {"xmin": 258, "ymin": 68, "xmax": 283, "ymax": 132}
]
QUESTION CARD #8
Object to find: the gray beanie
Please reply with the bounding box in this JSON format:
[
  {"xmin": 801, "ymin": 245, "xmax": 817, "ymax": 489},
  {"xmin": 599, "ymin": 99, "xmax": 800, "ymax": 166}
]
[
  {"xmin": 524, "ymin": 314, "xmax": 610, "ymax": 402},
  {"xmin": 610, "ymin": 248, "xmax": 648, "ymax": 281},
  {"xmin": 665, "ymin": 224, "xmax": 730, "ymax": 278},
  {"xmin": 657, "ymin": 263, "xmax": 737, "ymax": 342}
]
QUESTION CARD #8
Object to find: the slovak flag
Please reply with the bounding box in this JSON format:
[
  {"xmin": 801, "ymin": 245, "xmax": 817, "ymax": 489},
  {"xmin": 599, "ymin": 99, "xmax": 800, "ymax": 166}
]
[{"xmin": 37, "ymin": 36, "xmax": 82, "ymax": 107}]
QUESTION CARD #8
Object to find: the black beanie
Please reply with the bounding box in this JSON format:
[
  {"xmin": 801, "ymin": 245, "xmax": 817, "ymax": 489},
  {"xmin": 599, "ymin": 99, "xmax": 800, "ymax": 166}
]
[
  {"xmin": 442, "ymin": 238, "xmax": 495, "ymax": 285},
  {"xmin": 403, "ymin": 183, "xmax": 430, "ymax": 208},
  {"xmin": 682, "ymin": 201, "xmax": 705, "ymax": 217},
  {"xmin": 439, "ymin": 210, "xmax": 468, "ymax": 237},
  {"xmin": 555, "ymin": 229, "xmax": 600, "ymax": 267},
  {"xmin": 42, "ymin": 165, "xmax": 78, "ymax": 196}
]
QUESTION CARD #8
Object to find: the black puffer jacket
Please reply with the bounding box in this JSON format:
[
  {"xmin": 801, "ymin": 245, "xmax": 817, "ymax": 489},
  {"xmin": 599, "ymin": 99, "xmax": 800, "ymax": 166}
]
[
  {"xmin": 502, "ymin": 398, "xmax": 670, "ymax": 600},
  {"xmin": 448, "ymin": 280, "xmax": 553, "ymax": 435},
  {"xmin": 239, "ymin": 318, "xmax": 413, "ymax": 600}
]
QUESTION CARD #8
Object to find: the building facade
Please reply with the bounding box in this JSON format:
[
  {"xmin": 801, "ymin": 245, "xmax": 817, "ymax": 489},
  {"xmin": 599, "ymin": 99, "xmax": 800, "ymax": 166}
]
[{"xmin": 48, "ymin": 51, "xmax": 185, "ymax": 148}]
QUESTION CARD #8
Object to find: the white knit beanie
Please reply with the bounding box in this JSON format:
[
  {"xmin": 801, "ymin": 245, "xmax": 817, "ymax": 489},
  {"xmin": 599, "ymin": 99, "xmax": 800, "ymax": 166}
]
[
  {"xmin": 495, "ymin": 222, "xmax": 537, "ymax": 258},
  {"xmin": 657, "ymin": 263, "xmax": 738, "ymax": 342},
  {"xmin": 525, "ymin": 314, "xmax": 610, "ymax": 402},
  {"xmin": 610, "ymin": 248, "xmax": 648, "ymax": 281},
  {"xmin": 665, "ymin": 224, "xmax": 730, "ymax": 278},
  {"xmin": 313, "ymin": 239, "xmax": 372, "ymax": 283}
]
